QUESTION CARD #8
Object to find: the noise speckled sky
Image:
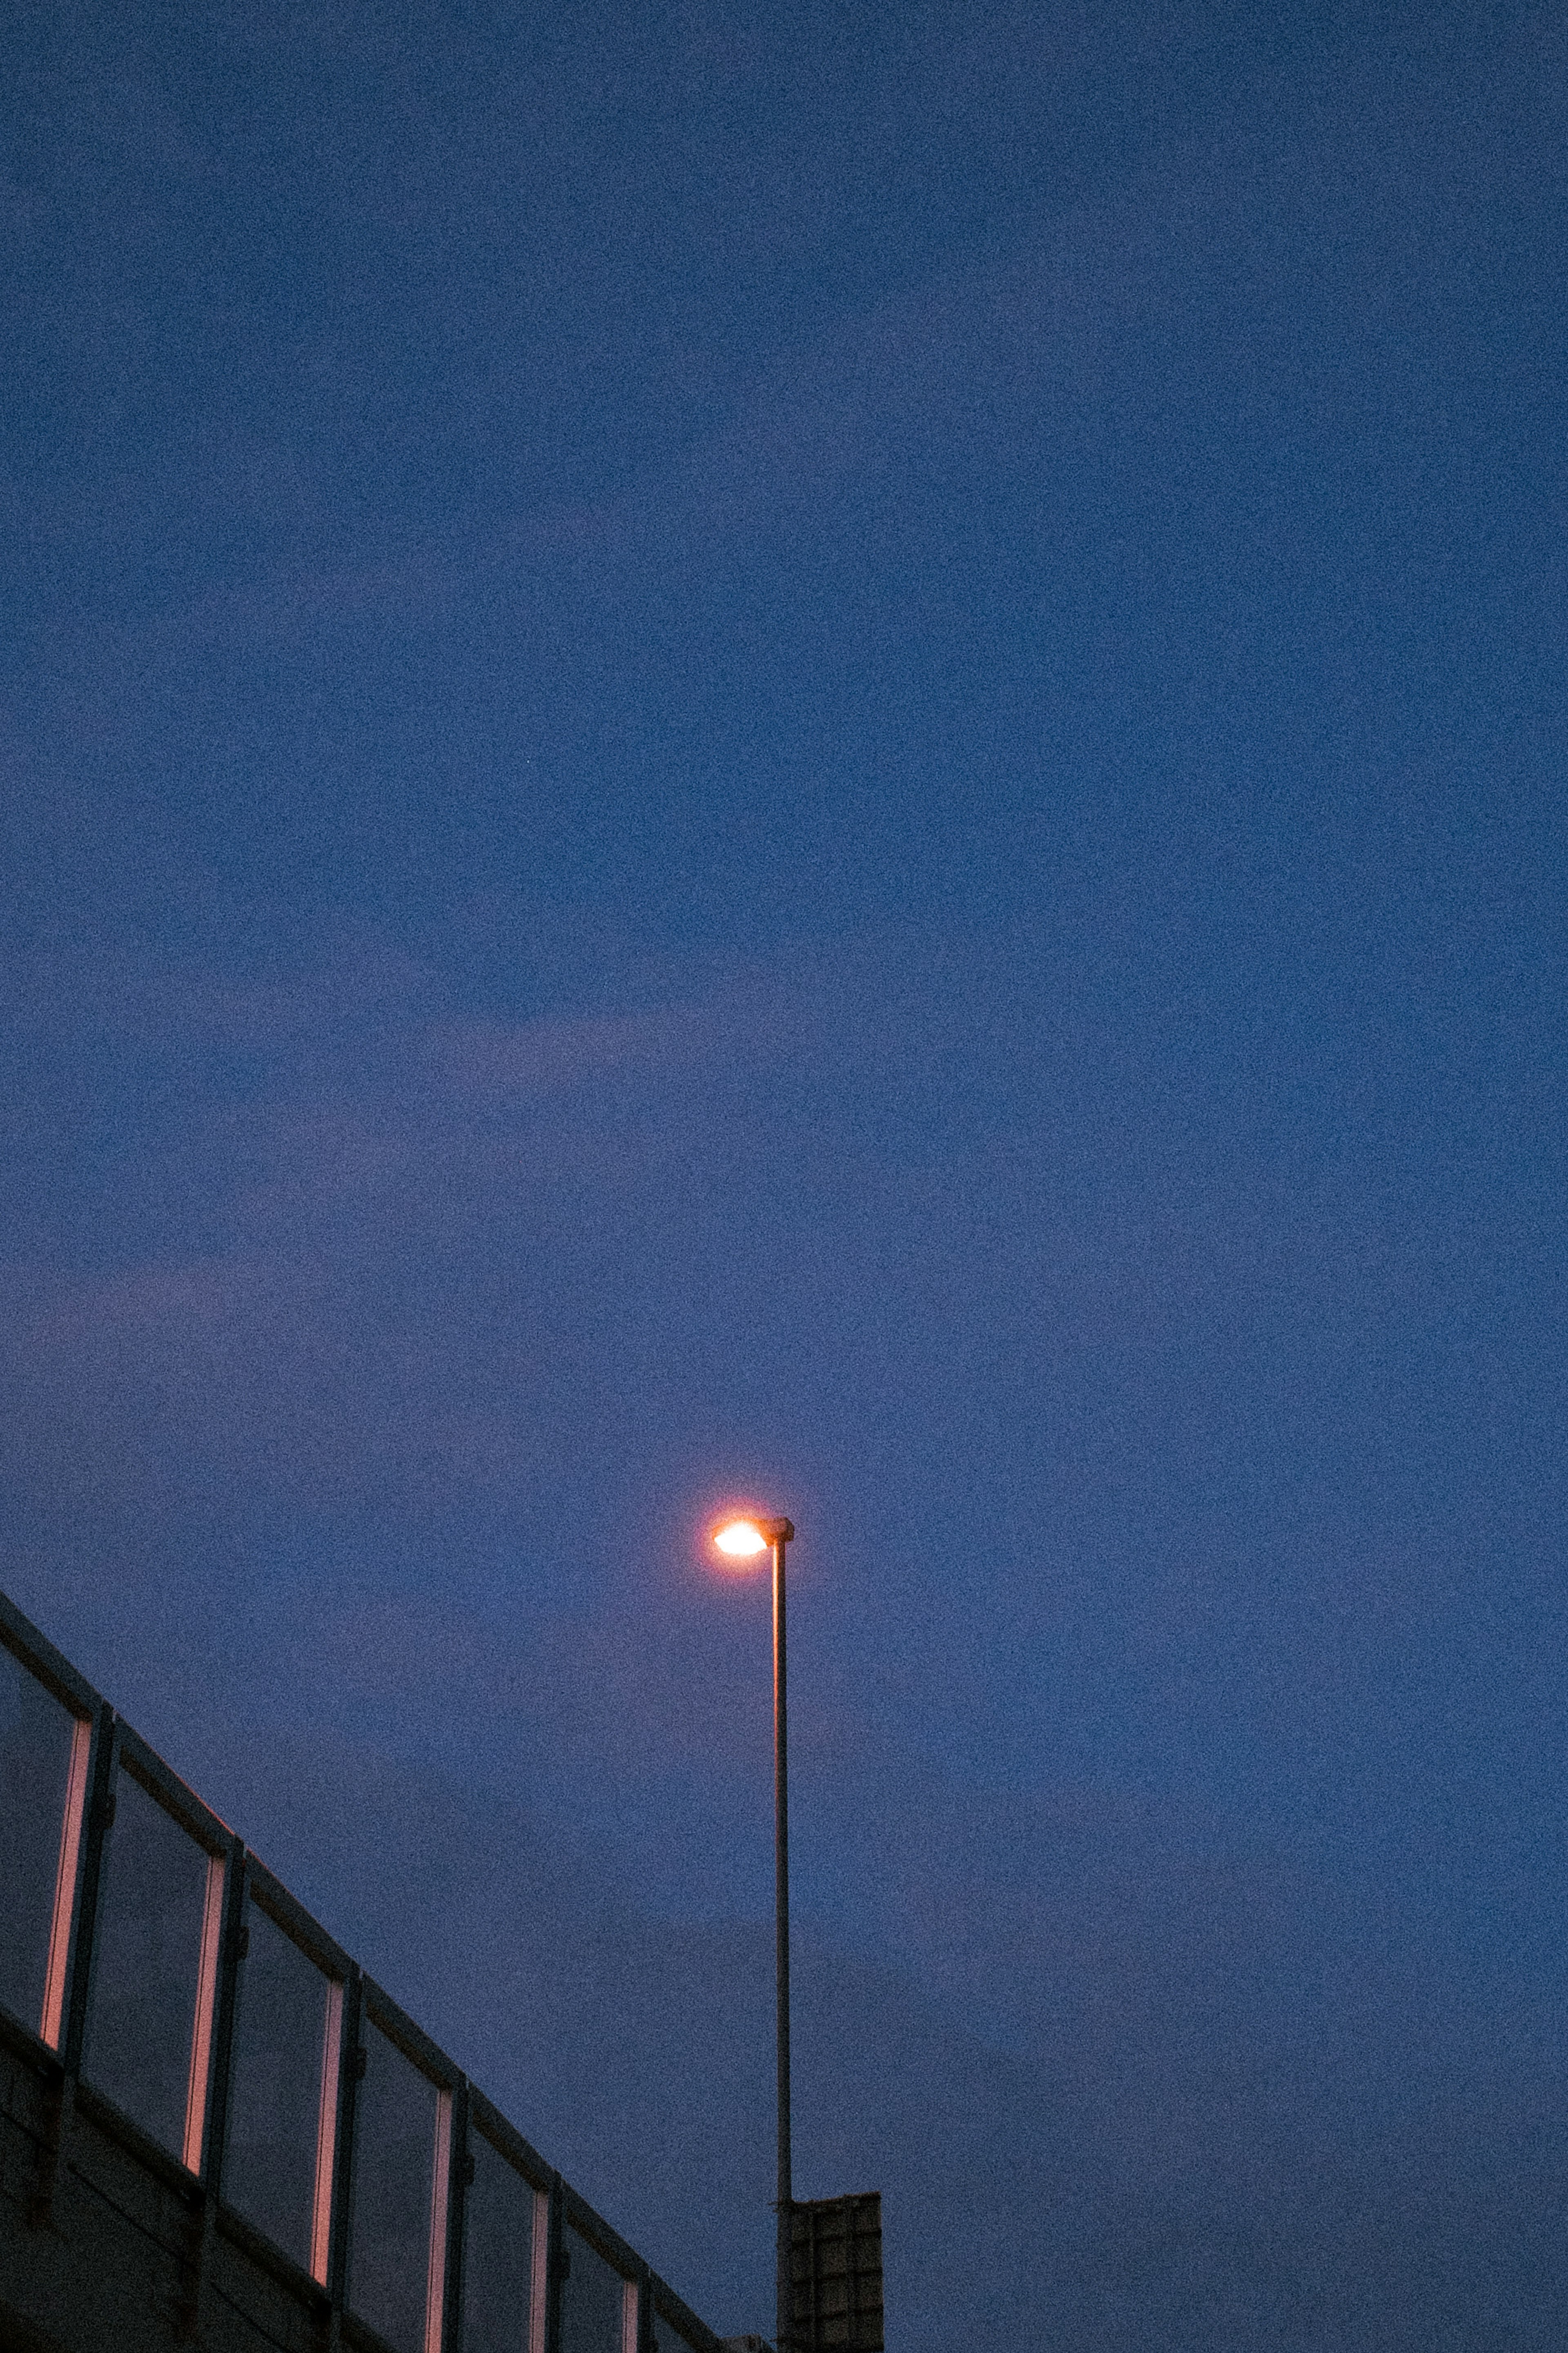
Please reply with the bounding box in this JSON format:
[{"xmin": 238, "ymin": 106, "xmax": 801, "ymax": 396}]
[{"xmin": 3, "ymin": 4, "xmax": 1567, "ymax": 2345}]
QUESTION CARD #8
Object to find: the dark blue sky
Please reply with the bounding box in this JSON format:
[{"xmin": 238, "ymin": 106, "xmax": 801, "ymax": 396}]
[{"xmin": 3, "ymin": 3, "xmax": 1567, "ymax": 2344}]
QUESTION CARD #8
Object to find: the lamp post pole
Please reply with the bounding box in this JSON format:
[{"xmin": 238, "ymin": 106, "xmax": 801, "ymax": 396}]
[
  {"xmin": 710, "ymin": 1510, "xmax": 882, "ymax": 2352},
  {"xmin": 710, "ymin": 1509, "xmax": 800, "ymax": 2353},
  {"xmin": 771, "ymin": 1519, "xmax": 795, "ymax": 2353}
]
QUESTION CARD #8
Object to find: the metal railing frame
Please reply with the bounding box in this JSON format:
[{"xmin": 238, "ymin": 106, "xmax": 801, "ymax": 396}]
[{"xmin": 0, "ymin": 1586, "xmax": 729, "ymax": 2353}]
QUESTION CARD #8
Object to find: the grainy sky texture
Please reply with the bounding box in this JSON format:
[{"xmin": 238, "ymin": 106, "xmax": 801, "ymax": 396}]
[{"xmin": 3, "ymin": 3, "xmax": 1567, "ymax": 2345}]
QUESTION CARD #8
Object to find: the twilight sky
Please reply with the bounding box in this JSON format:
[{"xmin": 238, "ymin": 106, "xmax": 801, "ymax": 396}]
[{"xmin": 3, "ymin": 3, "xmax": 1567, "ymax": 2345}]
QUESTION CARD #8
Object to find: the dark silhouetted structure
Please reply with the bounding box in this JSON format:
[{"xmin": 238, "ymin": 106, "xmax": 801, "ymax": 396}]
[{"xmin": 788, "ymin": 2195, "xmax": 883, "ymax": 2353}]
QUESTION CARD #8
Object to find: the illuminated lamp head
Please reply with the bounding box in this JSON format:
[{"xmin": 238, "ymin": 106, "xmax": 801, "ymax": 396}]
[
  {"xmin": 711, "ymin": 1514, "xmax": 795, "ymax": 1562},
  {"xmin": 714, "ymin": 1519, "xmax": 769, "ymax": 1557}
]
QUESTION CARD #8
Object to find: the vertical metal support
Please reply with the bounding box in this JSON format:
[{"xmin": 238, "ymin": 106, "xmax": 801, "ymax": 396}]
[
  {"xmin": 424, "ymin": 2086, "xmax": 453, "ymax": 2353},
  {"xmin": 446, "ymin": 2081, "xmax": 472, "ymax": 2353},
  {"xmin": 773, "ymin": 1532, "xmax": 792, "ymax": 2353},
  {"xmin": 30, "ymin": 1700, "xmax": 111, "ymax": 2230},
  {"xmin": 61, "ymin": 1708, "xmax": 117, "ymax": 2083},
  {"xmin": 529, "ymin": 2182, "xmax": 551, "ymax": 2353},
  {"xmin": 313, "ymin": 1974, "xmax": 346, "ymax": 2290},
  {"xmin": 543, "ymin": 2171, "xmax": 565, "ymax": 2353},
  {"xmin": 326, "ymin": 1970, "xmax": 364, "ymax": 2353},
  {"xmin": 200, "ymin": 1837, "xmax": 249, "ymax": 2203},
  {"xmin": 40, "ymin": 1711, "xmax": 92, "ymax": 2051},
  {"xmin": 183, "ymin": 1851, "xmax": 228, "ymax": 2175},
  {"xmin": 180, "ymin": 1833, "xmax": 246, "ymax": 2341}
]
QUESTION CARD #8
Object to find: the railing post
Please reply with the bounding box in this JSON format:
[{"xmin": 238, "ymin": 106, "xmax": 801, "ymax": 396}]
[
  {"xmin": 545, "ymin": 2170, "xmax": 566, "ymax": 2353},
  {"xmin": 31, "ymin": 1702, "xmax": 116, "ymax": 2230},
  {"xmin": 325, "ymin": 1968, "xmax": 365, "ymax": 2352}
]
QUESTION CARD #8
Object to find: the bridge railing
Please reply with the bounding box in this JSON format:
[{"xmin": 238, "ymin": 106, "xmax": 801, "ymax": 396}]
[{"xmin": 0, "ymin": 1587, "xmax": 725, "ymax": 2353}]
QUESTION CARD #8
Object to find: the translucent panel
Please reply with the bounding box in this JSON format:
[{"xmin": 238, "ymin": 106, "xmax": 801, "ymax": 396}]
[
  {"xmin": 225, "ymin": 1902, "xmax": 339, "ymax": 2275},
  {"xmin": 650, "ymin": 2320, "xmax": 704, "ymax": 2353},
  {"xmin": 461, "ymin": 2132, "xmax": 537, "ymax": 2353},
  {"xmin": 349, "ymin": 2019, "xmax": 444, "ymax": 2353},
  {"xmin": 82, "ymin": 1767, "xmax": 218, "ymax": 2163},
  {"xmin": 560, "ymin": 2227, "xmax": 627, "ymax": 2353},
  {"xmin": 0, "ymin": 1643, "xmax": 80, "ymax": 2036}
]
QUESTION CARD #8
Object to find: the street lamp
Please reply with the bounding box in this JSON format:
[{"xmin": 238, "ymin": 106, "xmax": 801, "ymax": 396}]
[{"xmin": 712, "ymin": 1512, "xmax": 797, "ymax": 2353}]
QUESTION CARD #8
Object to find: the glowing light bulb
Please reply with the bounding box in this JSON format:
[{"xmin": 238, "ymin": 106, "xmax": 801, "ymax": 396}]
[{"xmin": 714, "ymin": 1519, "xmax": 770, "ymax": 1557}]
